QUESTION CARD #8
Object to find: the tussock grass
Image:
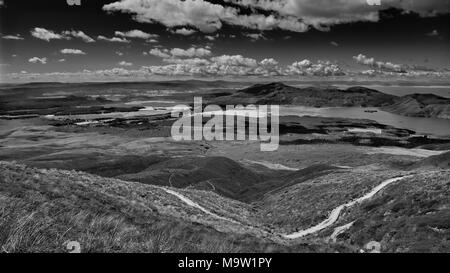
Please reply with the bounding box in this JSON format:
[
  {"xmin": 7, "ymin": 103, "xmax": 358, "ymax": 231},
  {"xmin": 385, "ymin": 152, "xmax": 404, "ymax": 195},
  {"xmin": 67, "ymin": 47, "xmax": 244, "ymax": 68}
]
[{"xmin": 1, "ymin": 161, "xmax": 329, "ymax": 253}]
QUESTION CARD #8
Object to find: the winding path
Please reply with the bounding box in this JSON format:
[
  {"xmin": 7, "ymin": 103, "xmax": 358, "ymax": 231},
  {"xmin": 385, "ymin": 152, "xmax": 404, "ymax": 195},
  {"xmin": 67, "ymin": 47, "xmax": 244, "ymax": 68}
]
[
  {"xmin": 283, "ymin": 175, "xmax": 411, "ymax": 239},
  {"xmin": 158, "ymin": 187, "xmax": 240, "ymax": 224},
  {"xmin": 158, "ymin": 175, "xmax": 412, "ymax": 239}
]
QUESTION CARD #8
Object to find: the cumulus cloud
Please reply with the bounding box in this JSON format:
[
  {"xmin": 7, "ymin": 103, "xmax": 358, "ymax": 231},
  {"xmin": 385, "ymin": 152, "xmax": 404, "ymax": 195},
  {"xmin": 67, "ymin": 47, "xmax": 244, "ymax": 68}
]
[
  {"xmin": 115, "ymin": 29, "xmax": 159, "ymax": 39},
  {"xmin": 118, "ymin": 61, "xmax": 133, "ymax": 66},
  {"xmin": 147, "ymin": 46, "xmax": 212, "ymax": 59},
  {"xmin": 245, "ymin": 33, "xmax": 265, "ymax": 41},
  {"xmin": 31, "ymin": 28, "xmax": 96, "ymax": 42},
  {"xmin": 103, "ymin": 0, "xmax": 450, "ymax": 33},
  {"xmin": 31, "ymin": 28, "xmax": 67, "ymax": 41},
  {"xmin": 286, "ymin": 59, "xmax": 345, "ymax": 76},
  {"xmin": 353, "ymin": 54, "xmax": 405, "ymax": 73},
  {"xmin": 8, "ymin": 53, "xmax": 450, "ymax": 82},
  {"xmin": 140, "ymin": 53, "xmax": 345, "ymax": 77},
  {"xmin": 163, "ymin": 58, "xmax": 211, "ymax": 66},
  {"xmin": 97, "ymin": 35, "xmax": 131, "ymax": 43},
  {"xmin": 63, "ymin": 30, "xmax": 95, "ymax": 43},
  {"xmin": 353, "ymin": 53, "xmax": 449, "ymax": 78},
  {"xmin": 211, "ymin": 55, "xmax": 258, "ymax": 67},
  {"xmin": 171, "ymin": 28, "xmax": 197, "ymax": 35},
  {"xmin": 60, "ymin": 48, "xmax": 87, "ymax": 55},
  {"xmin": 103, "ymin": 0, "xmax": 308, "ymax": 33},
  {"xmin": 171, "ymin": 47, "xmax": 212, "ymax": 58},
  {"xmin": 28, "ymin": 57, "xmax": 47, "ymax": 64},
  {"xmin": 148, "ymin": 48, "xmax": 171, "ymax": 58},
  {"xmin": 226, "ymin": 0, "xmax": 450, "ymax": 28},
  {"xmin": 2, "ymin": 34, "xmax": 24, "ymax": 40}
]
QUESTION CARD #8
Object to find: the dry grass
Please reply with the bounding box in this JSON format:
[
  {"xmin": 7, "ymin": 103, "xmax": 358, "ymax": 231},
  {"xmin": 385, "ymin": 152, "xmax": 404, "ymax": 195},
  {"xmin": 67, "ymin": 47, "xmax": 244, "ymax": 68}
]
[{"xmin": 0, "ymin": 161, "xmax": 337, "ymax": 253}]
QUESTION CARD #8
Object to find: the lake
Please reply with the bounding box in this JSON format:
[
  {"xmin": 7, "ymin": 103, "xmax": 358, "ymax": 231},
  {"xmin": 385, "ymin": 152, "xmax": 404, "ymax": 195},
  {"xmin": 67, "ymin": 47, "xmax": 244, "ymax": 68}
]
[{"xmin": 281, "ymin": 106, "xmax": 450, "ymax": 137}]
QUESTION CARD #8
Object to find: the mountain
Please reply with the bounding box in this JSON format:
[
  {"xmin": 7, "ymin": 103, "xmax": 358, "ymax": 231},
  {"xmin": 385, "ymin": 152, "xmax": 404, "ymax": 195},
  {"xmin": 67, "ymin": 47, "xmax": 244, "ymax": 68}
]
[
  {"xmin": 210, "ymin": 82, "xmax": 396, "ymax": 107},
  {"xmin": 383, "ymin": 94, "xmax": 450, "ymax": 119},
  {"xmin": 209, "ymin": 82, "xmax": 450, "ymax": 119}
]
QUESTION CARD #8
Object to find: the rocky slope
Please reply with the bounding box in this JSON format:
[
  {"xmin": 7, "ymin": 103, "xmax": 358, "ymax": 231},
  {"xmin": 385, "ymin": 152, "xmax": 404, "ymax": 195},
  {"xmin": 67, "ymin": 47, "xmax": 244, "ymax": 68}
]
[{"xmin": 382, "ymin": 94, "xmax": 450, "ymax": 119}]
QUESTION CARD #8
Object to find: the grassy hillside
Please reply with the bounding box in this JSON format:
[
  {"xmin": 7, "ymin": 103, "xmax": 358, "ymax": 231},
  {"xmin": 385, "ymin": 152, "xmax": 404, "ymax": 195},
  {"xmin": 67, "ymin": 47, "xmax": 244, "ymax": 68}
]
[
  {"xmin": 0, "ymin": 161, "xmax": 342, "ymax": 253},
  {"xmin": 326, "ymin": 171, "xmax": 450, "ymax": 252}
]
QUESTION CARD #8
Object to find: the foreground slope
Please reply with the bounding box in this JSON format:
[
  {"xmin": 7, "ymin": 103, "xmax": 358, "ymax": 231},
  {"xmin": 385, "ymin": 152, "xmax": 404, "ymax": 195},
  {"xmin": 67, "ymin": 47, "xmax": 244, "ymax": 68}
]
[
  {"xmin": 0, "ymin": 161, "xmax": 335, "ymax": 253},
  {"xmin": 1, "ymin": 157, "xmax": 448, "ymax": 253}
]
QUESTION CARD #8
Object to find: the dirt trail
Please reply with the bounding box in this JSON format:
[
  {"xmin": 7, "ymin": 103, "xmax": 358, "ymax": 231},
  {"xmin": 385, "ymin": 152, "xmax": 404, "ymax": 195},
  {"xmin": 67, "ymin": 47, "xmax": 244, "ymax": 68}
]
[
  {"xmin": 158, "ymin": 187, "xmax": 240, "ymax": 225},
  {"xmin": 283, "ymin": 175, "xmax": 411, "ymax": 239},
  {"xmin": 158, "ymin": 175, "xmax": 411, "ymax": 240}
]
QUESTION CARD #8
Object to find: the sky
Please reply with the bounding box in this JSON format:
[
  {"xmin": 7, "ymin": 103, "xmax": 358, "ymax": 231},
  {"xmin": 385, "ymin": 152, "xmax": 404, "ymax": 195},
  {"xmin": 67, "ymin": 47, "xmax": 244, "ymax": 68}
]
[{"xmin": 0, "ymin": 0, "xmax": 449, "ymax": 83}]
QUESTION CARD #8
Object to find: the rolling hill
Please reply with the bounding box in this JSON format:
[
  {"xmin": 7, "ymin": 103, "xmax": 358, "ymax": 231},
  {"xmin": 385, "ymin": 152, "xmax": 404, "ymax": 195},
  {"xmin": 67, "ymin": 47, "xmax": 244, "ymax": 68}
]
[
  {"xmin": 1, "ymin": 155, "xmax": 449, "ymax": 253},
  {"xmin": 209, "ymin": 82, "xmax": 450, "ymax": 119}
]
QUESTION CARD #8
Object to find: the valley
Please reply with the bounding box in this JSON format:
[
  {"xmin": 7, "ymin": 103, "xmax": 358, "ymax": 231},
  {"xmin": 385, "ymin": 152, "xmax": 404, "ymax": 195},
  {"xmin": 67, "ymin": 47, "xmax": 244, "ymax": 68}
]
[{"xmin": 0, "ymin": 81, "xmax": 449, "ymax": 253}]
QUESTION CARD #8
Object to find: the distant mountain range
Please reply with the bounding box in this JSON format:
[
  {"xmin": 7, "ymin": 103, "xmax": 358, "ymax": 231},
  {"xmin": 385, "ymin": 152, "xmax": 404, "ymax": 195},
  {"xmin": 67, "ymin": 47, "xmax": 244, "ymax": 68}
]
[{"xmin": 210, "ymin": 82, "xmax": 450, "ymax": 119}]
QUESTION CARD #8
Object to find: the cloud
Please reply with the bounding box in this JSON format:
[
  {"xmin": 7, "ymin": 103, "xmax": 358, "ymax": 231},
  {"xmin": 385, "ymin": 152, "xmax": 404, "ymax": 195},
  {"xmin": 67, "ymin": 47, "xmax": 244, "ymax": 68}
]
[
  {"xmin": 427, "ymin": 29, "xmax": 439, "ymax": 37},
  {"xmin": 148, "ymin": 48, "xmax": 171, "ymax": 58},
  {"xmin": 103, "ymin": 0, "xmax": 450, "ymax": 33},
  {"xmin": 97, "ymin": 35, "xmax": 131, "ymax": 43},
  {"xmin": 163, "ymin": 58, "xmax": 211, "ymax": 66},
  {"xmin": 353, "ymin": 53, "xmax": 447, "ymax": 77},
  {"xmin": 145, "ymin": 54, "xmax": 281, "ymax": 77},
  {"xmin": 245, "ymin": 33, "xmax": 265, "ymax": 41},
  {"xmin": 2, "ymin": 34, "xmax": 24, "ymax": 40},
  {"xmin": 63, "ymin": 30, "xmax": 95, "ymax": 43},
  {"xmin": 170, "ymin": 47, "xmax": 212, "ymax": 58},
  {"xmin": 8, "ymin": 53, "xmax": 450, "ymax": 82},
  {"xmin": 28, "ymin": 57, "xmax": 47, "ymax": 64},
  {"xmin": 31, "ymin": 28, "xmax": 96, "ymax": 42},
  {"xmin": 171, "ymin": 28, "xmax": 197, "ymax": 35},
  {"xmin": 60, "ymin": 48, "xmax": 87, "ymax": 55},
  {"xmin": 31, "ymin": 28, "xmax": 67, "ymax": 41},
  {"xmin": 140, "ymin": 53, "xmax": 345, "ymax": 77},
  {"xmin": 118, "ymin": 61, "xmax": 133, "ymax": 66},
  {"xmin": 58, "ymin": 59, "xmax": 66, "ymax": 62},
  {"xmin": 116, "ymin": 51, "xmax": 124, "ymax": 56},
  {"xmin": 353, "ymin": 54, "xmax": 405, "ymax": 73},
  {"xmin": 147, "ymin": 46, "xmax": 212, "ymax": 59},
  {"xmin": 286, "ymin": 59, "xmax": 345, "ymax": 76},
  {"xmin": 103, "ymin": 0, "xmax": 308, "ymax": 33},
  {"xmin": 226, "ymin": 0, "xmax": 450, "ymax": 28},
  {"xmin": 211, "ymin": 55, "xmax": 257, "ymax": 67},
  {"xmin": 115, "ymin": 29, "xmax": 159, "ymax": 39}
]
